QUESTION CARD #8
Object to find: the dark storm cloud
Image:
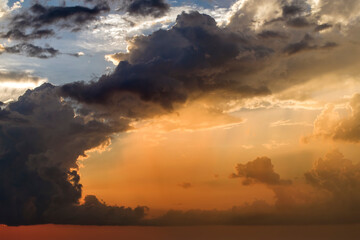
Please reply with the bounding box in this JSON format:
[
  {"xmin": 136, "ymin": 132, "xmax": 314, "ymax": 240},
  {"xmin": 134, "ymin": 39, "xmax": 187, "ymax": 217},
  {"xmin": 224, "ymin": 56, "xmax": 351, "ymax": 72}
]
[
  {"xmin": 0, "ymin": 84, "xmax": 146, "ymax": 226},
  {"xmin": 61, "ymin": 11, "xmax": 272, "ymax": 110},
  {"xmin": 125, "ymin": 0, "xmax": 170, "ymax": 17},
  {"xmin": 0, "ymin": 0, "xmax": 354, "ymax": 226},
  {"xmin": 1, "ymin": 43, "xmax": 59, "ymax": 58}
]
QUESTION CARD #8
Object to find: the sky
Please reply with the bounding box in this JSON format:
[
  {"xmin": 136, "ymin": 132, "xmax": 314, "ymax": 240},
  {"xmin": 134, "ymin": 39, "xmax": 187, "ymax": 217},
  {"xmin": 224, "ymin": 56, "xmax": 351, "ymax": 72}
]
[{"xmin": 1, "ymin": 0, "xmax": 360, "ymax": 230}]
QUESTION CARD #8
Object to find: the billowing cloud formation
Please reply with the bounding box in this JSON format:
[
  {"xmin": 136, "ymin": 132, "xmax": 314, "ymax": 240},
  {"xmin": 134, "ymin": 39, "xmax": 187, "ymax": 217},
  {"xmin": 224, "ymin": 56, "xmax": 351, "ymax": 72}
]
[
  {"xmin": 1, "ymin": 0, "xmax": 360, "ymax": 226},
  {"xmin": 230, "ymin": 157, "xmax": 291, "ymax": 185},
  {"xmin": 62, "ymin": 0, "xmax": 360, "ymax": 113},
  {"xmin": 0, "ymin": 84, "xmax": 146, "ymax": 226},
  {"xmin": 309, "ymin": 94, "xmax": 360, "ymax": 142},
  {"xmin": 61, "ymin": 11, "xmax": 272, "ymax": 110},
  {"xmin": 305, "ymin": 150, "xmax": 360, "ymax": 208}
]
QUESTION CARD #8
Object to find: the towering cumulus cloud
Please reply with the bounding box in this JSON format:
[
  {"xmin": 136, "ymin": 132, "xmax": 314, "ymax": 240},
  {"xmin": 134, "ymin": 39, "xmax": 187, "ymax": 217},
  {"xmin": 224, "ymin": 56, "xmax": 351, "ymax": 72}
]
[{"xmin": 0, "ymin": 84, "xmax": 146, "ymax": 225}]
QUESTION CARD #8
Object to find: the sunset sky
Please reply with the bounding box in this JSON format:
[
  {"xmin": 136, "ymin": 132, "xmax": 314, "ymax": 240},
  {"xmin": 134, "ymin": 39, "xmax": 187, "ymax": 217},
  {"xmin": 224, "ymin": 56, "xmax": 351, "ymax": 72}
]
[{"xmin": 1, "ymin": 0, "xmax": 360, "ymax": 233}]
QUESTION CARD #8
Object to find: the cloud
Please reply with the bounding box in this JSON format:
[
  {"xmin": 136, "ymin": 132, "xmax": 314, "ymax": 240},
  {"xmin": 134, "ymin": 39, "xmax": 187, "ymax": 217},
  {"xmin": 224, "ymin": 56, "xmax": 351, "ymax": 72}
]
[
  {"xmin": 305, "ymin": 150, "xmax": 360, "ymax": 211},
  {"xmin": 48, "ymin": 195, "xmax": 148, "ymax": 225},
  {"xmin": 0, "ymin": 0, "xmax": 22, "ymax": 18},
  {"xmin": 0, "ymin": 43, "xmax": 86, "ymax": 59},
  {"xmin": 0, "ymin": 70, "xmax": 47, "ymax": 102},
  {"xmin": 125, "ymin": 0, "xmax": 170, "ymax": 17},
  {"xmin": 0, "ymin": 84, "xmax": 146, "ymax": 226},
  {"xmin": 1, "ymin": 2, "xmax": 110, "ymax": 41},
  {"xmin": 283, "ymin": 34, "xmax": 337, "ymax": 55},
  {"xmin": 2, "ymin": 0, "xmax": 360, "ymax": 226},
  {"xmin": 1, "ymin": 43, "xmax": 59, "ymax": 58},
  {"xmin": 61, "ymin": 11, "xmax": 272, "ymax": 111},
  {"xmin": 153, "ymin": 151, "xmax": 360, "ymax": 225},
  {"xmin": 307, "ymin": 94, "xmax": 360, "ymax": 143},
  {"xmin": 16, "ymin": 3, "xmax": 109, "ymax": 28},
  {"xmin": 230, "ymin": 157, "xmax": 291, "ymax": 185},
  {"xmin": 0, "ymin": 29, "xmax": 55, "ymax": 41}
]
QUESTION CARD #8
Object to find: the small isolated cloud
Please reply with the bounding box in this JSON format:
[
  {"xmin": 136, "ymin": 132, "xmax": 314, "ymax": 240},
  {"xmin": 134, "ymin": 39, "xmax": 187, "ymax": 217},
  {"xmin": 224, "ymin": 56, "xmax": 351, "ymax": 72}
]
[
  {"xmin": 1, "ymin": 43, "xmax": 59, "ymax": 58},
  {"xmin": 230, "ymin": 157, "xmax": 291, "ymax": 185},
  {"xmin": 124, "ymin": 0, "xmax": 170, "ymax": 17},
  {"xmin": 178, "ymin": 182, "xmax": 192, "ymax": 189}
]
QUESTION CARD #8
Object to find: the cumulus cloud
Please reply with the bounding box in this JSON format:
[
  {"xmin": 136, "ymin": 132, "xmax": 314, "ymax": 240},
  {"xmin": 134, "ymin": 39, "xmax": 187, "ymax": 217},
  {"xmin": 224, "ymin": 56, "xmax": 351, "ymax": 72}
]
[
  {"xmin": 63, "ymin": 0, "xmax": 360, "ymax": 113},
  {"xmin": 308, "ymin": 94, "xmax": 360, "ymax": 143},
  {"xmin": 0, "ymin": 84, "xmax": 146, "ymax": 226},
  {"xmin": 61, "ymin": 11, "xmax": 272, "ymax": 111},
  {"xmin": 230, "ymin": 157, "xmax": 291, "ymax": 185},
  {"xmin": 303, "ymin": 150, "xmax": 360, "ymax": 219}
]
